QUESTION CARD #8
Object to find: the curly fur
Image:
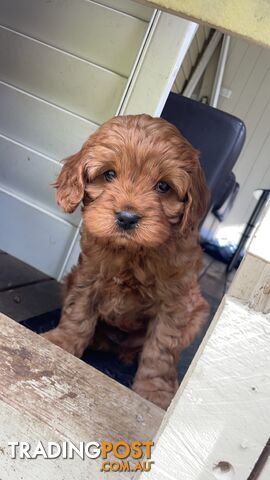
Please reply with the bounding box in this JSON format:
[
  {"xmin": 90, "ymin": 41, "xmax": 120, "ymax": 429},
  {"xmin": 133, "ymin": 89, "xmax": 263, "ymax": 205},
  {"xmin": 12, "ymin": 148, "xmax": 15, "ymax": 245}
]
[{"xmin": 43, "ymin": 114, "xmax": 210, "ymax": 409}]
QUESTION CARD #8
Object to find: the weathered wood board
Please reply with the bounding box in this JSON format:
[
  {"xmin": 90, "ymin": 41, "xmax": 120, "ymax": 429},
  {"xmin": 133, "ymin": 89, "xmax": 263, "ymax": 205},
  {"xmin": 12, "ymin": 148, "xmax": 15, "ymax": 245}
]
[
  {"xmin": 138, "ymin": 296, "xmax": 270, "ymax": 480},
  {"xmin": 0, "ymin": 314, "xmax": 163, "ymax": 479}
]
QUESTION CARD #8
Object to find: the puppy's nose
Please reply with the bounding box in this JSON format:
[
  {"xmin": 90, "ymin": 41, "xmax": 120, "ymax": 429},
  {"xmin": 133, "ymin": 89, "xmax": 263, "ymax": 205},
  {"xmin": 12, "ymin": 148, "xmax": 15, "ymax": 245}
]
[{"xmin": 116, "ymin": 210, "xmax": 139, "ymax": 231}]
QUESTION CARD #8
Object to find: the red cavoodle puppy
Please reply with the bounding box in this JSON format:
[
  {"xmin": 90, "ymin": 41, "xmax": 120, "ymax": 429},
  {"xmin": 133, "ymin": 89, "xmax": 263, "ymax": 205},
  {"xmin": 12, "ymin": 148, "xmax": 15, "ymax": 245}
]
[{"xmin": 43, "ymin": 114, "xmax": 209, "ymax": 409}]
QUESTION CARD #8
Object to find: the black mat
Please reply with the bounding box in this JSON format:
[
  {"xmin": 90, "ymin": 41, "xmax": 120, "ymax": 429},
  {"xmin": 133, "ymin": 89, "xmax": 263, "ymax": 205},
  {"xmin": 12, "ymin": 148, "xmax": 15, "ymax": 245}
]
[{"xmin": 21, "ymin": 297, "xmax": 215, "ymax": 388}]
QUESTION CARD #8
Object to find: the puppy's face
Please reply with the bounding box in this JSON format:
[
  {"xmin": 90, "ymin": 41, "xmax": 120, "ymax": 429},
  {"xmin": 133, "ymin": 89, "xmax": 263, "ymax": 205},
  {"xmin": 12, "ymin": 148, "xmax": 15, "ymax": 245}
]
[{"xmin": 56, "ymin": 115, "xmax": 209, "ymax": 249}]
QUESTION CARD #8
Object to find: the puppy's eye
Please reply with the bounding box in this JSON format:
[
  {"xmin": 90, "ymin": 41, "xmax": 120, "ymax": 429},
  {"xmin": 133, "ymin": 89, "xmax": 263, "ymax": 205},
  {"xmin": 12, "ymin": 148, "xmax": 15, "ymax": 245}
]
[
  {"xmin": 155, "ymin": 181, "xmax": 171, "ymax": 193},
  {"xmin": 104, "ymin": 170, "xmax": 116, "ymax": 182}
]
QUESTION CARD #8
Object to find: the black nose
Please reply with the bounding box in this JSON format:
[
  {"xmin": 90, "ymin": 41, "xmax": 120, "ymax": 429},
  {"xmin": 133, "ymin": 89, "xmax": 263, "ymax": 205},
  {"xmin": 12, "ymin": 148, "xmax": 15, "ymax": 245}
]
[{"xmin": 116, "ymin": 210, "xmax": 139, "ymax": 231}]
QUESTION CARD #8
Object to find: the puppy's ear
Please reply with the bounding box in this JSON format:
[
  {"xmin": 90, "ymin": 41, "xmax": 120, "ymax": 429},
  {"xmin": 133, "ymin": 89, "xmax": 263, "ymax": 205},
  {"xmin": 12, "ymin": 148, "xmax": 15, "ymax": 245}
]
[
  {"xmin": 180, "ymin": 154, "xmax": 209, "ymax": 236},
  {"xmin": 55, "ymin": 148, "xmax": 86, "ymax": 213}
]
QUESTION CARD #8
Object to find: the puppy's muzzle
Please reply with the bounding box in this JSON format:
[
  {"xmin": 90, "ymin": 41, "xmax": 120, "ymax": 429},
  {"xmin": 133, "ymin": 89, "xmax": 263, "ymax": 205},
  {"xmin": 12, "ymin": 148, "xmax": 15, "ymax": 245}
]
[{"xmin": 116, "ymin": 210, "xmax": 139, "ymax": 231}]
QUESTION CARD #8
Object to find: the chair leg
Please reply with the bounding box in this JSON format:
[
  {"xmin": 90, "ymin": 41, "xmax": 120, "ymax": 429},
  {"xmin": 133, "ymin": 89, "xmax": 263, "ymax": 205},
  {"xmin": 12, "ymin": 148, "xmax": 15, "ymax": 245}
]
[{"xmin": 227, "ymin": 190, "xmax": 270, "ymax": 273}]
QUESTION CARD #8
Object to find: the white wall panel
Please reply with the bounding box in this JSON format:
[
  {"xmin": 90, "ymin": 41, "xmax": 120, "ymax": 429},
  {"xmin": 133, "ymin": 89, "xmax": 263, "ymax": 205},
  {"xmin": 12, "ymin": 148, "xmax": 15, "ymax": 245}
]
[
  {"xmin": 0, "ymin": 135, "xmax": 81, "ymax": 226},
  {"xmin": 0, "ymin": 27, "xmax": 126, "ymax": 124},
  {"xmin": 0, "ymin": 82, "xmax": 97, "ymax": 160},
  {"xmin": 0, "ymin": 0, "xmax": 150, "ymax": 77},
  {"xmin": 0, "ymin": 191, "xmax": 77, "ymax": 278},
  {"xmin": 220, "ymin": 43, "xmax": 261, "ymax": 116},
  {"xmin": 214, "ymin": 38, "xmax": 270, "ymax": 243},
  {"xmin": 96, "ymin": 0, "xmax": 153, "ymax": 21}
]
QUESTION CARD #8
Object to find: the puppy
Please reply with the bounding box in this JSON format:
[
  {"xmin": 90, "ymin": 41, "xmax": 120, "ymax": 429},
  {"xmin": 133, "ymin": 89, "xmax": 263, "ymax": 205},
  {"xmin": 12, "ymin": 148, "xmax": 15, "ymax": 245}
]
[{"xmin": 43, "ymin": 114, "xmax": 209, "ymax": 409}]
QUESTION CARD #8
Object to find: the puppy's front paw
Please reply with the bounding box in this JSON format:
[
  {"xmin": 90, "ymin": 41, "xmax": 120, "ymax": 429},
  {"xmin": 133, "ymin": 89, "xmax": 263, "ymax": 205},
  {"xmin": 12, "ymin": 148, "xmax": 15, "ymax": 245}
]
[
  {"xmin": 41, "ymin": 328, "xmax": 77, "ymax": 356},
  {"xmin": 132, "ymin": 382, "xmax": 175, "ymax": 409}
]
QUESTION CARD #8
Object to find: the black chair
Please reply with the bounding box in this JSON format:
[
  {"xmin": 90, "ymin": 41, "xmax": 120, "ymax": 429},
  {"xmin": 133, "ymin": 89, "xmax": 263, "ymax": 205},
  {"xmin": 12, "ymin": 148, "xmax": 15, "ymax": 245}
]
[{"xmin": 161, "ymin": 93, "xmax": 246, "ymax": 215}]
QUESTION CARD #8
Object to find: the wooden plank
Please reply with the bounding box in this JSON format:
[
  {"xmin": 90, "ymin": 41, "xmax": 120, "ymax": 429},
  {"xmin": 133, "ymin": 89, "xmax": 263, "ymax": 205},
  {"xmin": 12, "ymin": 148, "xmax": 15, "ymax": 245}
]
[
  {"xmin": 0, "ymin": 190, "xmax": 77, "ymax": 278},
  {"xmin": 0, "ymin": 252, "xmax": 48, "ymax": 291},
  {"xmin": 0, "ymin": 313, "xmax": 163, "ymax": 478},
  {"xmin": 0, "ymin": 82, "xmax": 97, "ymax": 160},
  {"xmin": 139, "ymin": 296, "xmax": 270, "ymax": 480},
  {"xmin": 0, "ymin": 134, "xmax": 80, "ymax": 226},
  {"xmin": 119, "ymin": 12, "xmax": 198, "ymax": 116},
  {"xmin": 0, "ymin": 0, "xmax": 149, "ymax": 77},
  {"xmin": 0, "ymin": 26, "xmax": 126, "ymax": 125},
  {"xmin": 141, "ymin": 0, "xmax": 270, "ymax": 48},
  {"xmin": 0, "ymin": 280, "xmax": 61, "ymax": 322}
]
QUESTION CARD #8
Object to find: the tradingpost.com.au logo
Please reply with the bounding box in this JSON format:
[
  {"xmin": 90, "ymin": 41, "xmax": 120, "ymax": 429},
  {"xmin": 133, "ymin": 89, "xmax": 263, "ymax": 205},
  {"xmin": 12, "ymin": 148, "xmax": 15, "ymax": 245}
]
[{"xmin": 8, "ymin": 440, "xmax": 154, "ymax": 473}]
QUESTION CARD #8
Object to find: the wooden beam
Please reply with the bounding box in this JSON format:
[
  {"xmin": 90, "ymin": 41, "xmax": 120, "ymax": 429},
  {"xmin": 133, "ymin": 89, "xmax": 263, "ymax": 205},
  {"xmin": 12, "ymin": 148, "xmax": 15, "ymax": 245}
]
[
  {"xmin": 0, "ymin": 314, "xmax": 163, "ymax": 478},
  {"xmin": 118, "ymin": 11, "xmax": 198, "ymax": 116},
  {"xmin": 140, "ymin": 0, "xmax": 270, "ymax": 48}
]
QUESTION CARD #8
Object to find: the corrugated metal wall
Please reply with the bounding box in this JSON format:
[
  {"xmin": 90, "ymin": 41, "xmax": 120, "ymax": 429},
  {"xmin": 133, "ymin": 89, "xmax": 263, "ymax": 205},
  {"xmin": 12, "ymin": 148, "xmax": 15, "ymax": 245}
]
[
  {"xmin": 0, "ymin": 0, "xmax": 154, "ymax": 277},
  {"xmin": 215, "ymin": 36, "xmax": 270, "ymax": 243}
]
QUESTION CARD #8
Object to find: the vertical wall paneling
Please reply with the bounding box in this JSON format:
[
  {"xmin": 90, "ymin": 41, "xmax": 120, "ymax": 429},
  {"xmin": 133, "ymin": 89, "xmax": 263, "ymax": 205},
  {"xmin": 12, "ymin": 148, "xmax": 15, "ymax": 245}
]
[
  {"xmin": 0, "ymin": 134, "xmax": 81, "ymax": 226},
  {"xmin": 213, "ymin": 38, "xmax": 270, "ymax": 243},
  {"xmin": 0, "ymin": 190, "xmax": 77, "ymax": 277}
]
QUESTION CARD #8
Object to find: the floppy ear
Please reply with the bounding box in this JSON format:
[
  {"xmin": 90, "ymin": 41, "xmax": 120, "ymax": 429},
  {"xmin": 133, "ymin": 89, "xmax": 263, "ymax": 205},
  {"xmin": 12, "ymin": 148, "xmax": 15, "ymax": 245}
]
[
  {"xmin": 54, "ymin": 148, "xmax": 86, "ymax": 213},
  {"xmin": 180, "ymin": 155, "xmax": 209, "ymax": 236}
]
